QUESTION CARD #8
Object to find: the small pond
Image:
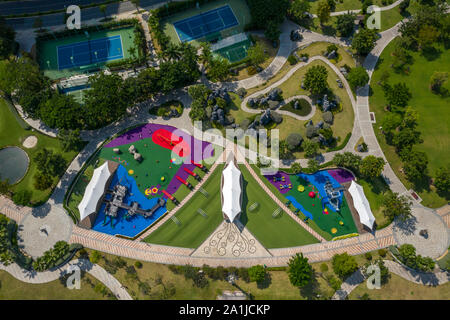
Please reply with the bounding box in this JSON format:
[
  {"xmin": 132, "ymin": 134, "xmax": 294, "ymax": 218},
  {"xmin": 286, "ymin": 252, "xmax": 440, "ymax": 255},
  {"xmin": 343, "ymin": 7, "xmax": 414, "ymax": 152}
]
[{"xmin": 0, "ymin": 147, "xmax": 29, "ymax": 184}]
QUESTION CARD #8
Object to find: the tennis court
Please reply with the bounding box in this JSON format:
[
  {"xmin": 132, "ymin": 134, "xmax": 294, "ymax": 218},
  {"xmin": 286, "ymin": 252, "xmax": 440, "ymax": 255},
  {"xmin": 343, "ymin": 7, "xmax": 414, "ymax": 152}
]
[
  {"xmin": 57, "ymin": 35, "xmax": 123, "ymax": 70},
  {"xmin": 173, "ymin": 5, "xmax": 239, "ymax": 42}
]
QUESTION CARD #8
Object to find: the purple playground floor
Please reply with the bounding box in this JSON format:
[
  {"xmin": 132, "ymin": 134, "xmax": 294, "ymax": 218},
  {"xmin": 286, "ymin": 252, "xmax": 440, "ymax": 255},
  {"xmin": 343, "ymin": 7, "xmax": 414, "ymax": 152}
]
[
  {"xmin": 105, "ymin": 123, "xmax": 215, "ymax": 198},
  {"xmin": 327, "ymin": 168, "xmax": 355, "ymax": 184},
  {"xmin": 264, "ymin": 171, "xmax": 292, "ymax": 194}
]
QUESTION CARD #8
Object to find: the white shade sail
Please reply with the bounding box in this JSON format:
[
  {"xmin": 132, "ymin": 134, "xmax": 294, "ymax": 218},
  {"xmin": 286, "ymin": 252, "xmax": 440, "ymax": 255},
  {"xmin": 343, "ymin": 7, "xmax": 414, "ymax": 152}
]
[
  {"xmin": 221, "ymin": 161, "xmax": 242, "ymax": 222},
  {"xmin": 348, "ymin": 180, "xmax": 376, "ymax": 229},
  {"xmin": 78, "ymin": 162, "xmax": 112, "ymax": 222}
]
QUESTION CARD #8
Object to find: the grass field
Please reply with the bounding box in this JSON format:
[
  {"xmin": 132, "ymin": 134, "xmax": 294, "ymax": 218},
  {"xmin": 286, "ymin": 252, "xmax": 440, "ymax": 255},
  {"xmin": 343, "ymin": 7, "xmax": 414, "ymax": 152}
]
[
  {"xmin": 369, "ymin": 38, "xmax": 449, "ymax": 208},
  {"xmin": 162, "ymin": 0, "xmax": 251, "ymax": 47},
  {"xmin": 348, "ymin": 273, "xmax": 450, "ymax": 300},
  {"xmin": 0, "ymin": 98, "xmax": 79, "ymax": 206},
  {"xmin": 357, "ymin": 176, "xmax": 392, "ymax": 228},
  {"xmin": 0, "ymin": 270, "xmax": 113, "ymax": 300},
  {"xmin": 309, "ymin": 0, "xmax": 386, "ymax": 14},
  {"xmin": 38, "ymin": 26, "xmax": 137, "ymax": 80},
  {"xmin": 239, "ymin": 164, "xmax": 320, "ymax": 248},
  {"xmin": 143, "ymin": 164, "xmax": 225, "ymax": 248}
]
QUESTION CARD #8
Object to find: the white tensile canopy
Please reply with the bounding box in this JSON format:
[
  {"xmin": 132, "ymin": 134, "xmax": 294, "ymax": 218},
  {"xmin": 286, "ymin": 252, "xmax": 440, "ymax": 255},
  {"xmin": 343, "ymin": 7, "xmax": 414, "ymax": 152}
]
[
  {"xmin": 221, "ymin": 161, "xmax": 242, "ymax": 222},
  {"xmin": 78, "ymin": 162, "xmax": 112, "ymax": 222},
  {"xmin": 348, "ymin": 180, "xmax": 376, "ymax": 230}
]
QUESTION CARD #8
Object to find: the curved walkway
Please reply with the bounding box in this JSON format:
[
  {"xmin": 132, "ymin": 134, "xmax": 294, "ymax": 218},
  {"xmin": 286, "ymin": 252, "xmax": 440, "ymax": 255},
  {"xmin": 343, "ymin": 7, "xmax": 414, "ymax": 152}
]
[
  {"xmin": 0, "ymin": 258, "xmax": 132, "ymax": 300},
  {"xmin": 332, "ymin": 259, "xmax": 449, "ymax": 300}
]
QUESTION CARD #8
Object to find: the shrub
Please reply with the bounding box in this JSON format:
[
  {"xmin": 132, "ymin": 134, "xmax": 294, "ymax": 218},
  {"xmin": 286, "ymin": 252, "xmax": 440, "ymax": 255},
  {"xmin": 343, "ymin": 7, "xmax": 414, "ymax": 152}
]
[
  {"xmin": 288, "ymin": 55, "xmax": 298, "ymax": 65},
  {"xmin": 320, "ymin": 263, "xmax": 329, "ymax": 273},
  {"xmin": 248, "ymin": 265, "xmax": 266, "ymax": 283},
  {"xmin": 12, "ymin": 190, "xmax": 32, "ymax": 206},
  {"xmin": 327, "ymin": 275, "xmax": 342, "ymax": 291},
  {"xmin": 378, "ymin": 249, "xmax": 387, "ymax": 258},
  {"xmin": 270, "ymin": 111, "xmax": 283, "ymax": 124},
  {"xmin": 238, "ymin": 268, "xmax": 250, "ymax": 282},
  {"xmin": 332, "ymin": 252, "xmax": 358, "ymax": 279},
  {"xmin": 90, "ymin": 250, "xmax": 102, "ymax": 264},
  {"xmin": 247, "ymin": 65, "xmax": 257, "ymax": 75},
  {"xmin": 322, "ymin": 111, "xmax": 333, "ymax": 124},
  {"xmin": 286, "ymin": 133, "xmax": 303, "ymax": 150},
  {"xmin": 365, "ymin": 252, "xmax": 373, "ymax": 261},
  {"xmin": 236, "ymin": 87, "xmax": 247, "ymax": 98},
  {"xmin": 135, "ymin": 261, "xmax": 143, "ymax": 269},
  {"xmin": 33, "ymin": 172, "xmax": 53, "ymax": 190},
  {"xmin": 113, "ymin": 256, "xmax": 127, "ymax": 268},
  {"xmin": 287, "ymin": 253, "xmax": 313, "ymax": 287}
]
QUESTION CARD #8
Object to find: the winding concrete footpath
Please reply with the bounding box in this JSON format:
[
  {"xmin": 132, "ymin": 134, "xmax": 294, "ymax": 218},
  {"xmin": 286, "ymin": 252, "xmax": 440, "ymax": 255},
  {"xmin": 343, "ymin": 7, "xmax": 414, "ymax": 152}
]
[
  {"xmin": 0, "ymin": 258, "xmax": 132, "ymax": 300},
  {"xmin": 332, "ymin": 259, "xmax": 449, "ymax": 300}
]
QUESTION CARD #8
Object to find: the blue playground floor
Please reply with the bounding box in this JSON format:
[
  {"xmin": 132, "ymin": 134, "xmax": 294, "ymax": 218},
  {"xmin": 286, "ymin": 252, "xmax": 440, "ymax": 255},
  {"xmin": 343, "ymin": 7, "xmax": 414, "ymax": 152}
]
[
  {"xmin": 92, "ymin": 165, "xmax": 167, "ymax": 238},
  {"xmin": 57, "ymin": 35, "xmax": 123, "ymax": 70},
  {"xmin": 173, "ymin": 5, "xmax": 239, "ymax": 42}
]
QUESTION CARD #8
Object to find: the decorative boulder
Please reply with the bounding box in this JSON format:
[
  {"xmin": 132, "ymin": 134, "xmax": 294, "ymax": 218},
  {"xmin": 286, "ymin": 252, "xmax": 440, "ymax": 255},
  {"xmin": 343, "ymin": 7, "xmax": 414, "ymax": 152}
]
[
  {"xmin": 268, "ymin": 100, "xmax": 279, "ymax": 110},
  {"xmin": 323, "ymin": 111, "xmax": 334, "ymax": 124},
  {"xmin": 286, "ymin": 133, "xmax": 303, "ymax": 150},
  {"xmin": 260, "ymin": 109, "xmax": 272, "ymax": 125},
  {"xmin": 236, "ymin": 88, "xmax": 247, "ymax": 98},
  {"xmin": 306, "ymin": 126, "xmax": 319, "ymax": 139},
  {"xmin": 270, "ymin": 111, "xmax": 283, "ymax": 124},
  {"xmin": 134, "ymin": 153, "xmax": 143, "ymax": 162},
  {"xmin": 113, "ymin": 148, "xmax": 121, "ymax": 154},
  {"xmin": 327, "ymin": 50, "xmax": 337, "ymax": 60},
  {"xmin": 248, "ymin": 98, "xmax": 256, "ymax": 108},
  {"xmin": 128, "ymin": 145, "xmax": 136, "ymax": 154},
  {"xmin": 315, "ymin": 121, "xmax": 324, "ymax": 129}
]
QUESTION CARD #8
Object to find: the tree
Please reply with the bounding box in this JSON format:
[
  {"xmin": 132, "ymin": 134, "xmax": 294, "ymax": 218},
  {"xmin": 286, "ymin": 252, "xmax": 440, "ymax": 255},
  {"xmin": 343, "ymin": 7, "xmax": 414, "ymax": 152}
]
[
  {"xmin": 400, "ymin": 149, "xmax": 428, "ymax": 182},
  {"xmin": 291, "ymin": 162, "xmax": 302, "ymax": 174},
  {"xmin": 392, "ymin": 128, "xmax": 421, "ymax": 152},
  {"xmin": 0, "ymin": 178, "xmax": 10, "ymax": 196},
  {"xmin": 303, "ymin": 140, "xmax": 319, "ymax": 158},
  {"xmin": 332, "ymin": 253, "xmax": 358, "ymax": 279},
  {"xmin": 336, "ymin": 12, "xmax": 356, "ymax": 37},
  {"xmin": 0, "ymin": 17, "xmax": 16, "ymax": 59},
  {"xmin": 288, "ymin": 0, "xmax": 311, "ymax": 22},
  {"xmin": 39, "ymin": 93, "xmax": 84, "ymax": 129},
  {"xmin": 99, "ymin": 4, "xmax": 107, "ymax": 20},
  {"xmin": 207, "ymin": 58, "xmax": 230, "ymax": 82},
  {"xmin": 434, "ymin": 166, "xmax": 450, "ymax": 195},
  {"xmin": 199, "ymin": 42, "xmax": 212, "ymax": 67},
  {"xmin": 347, "ymin": 66, "xmax": 369, "ymax": 89},
  {"xmin": 383, "ymin": 82, "xmax": 411, "ymax": 108},
  {"xmin": 188, "ymin": 84, "xmax": 210, "ymax": 101},
  {"xmin": 12, "ymin": 190, "xmax": 32, "ymax": 206},
  {"xmin": 382, "ymin": 191, "xmax": 412, "ymax": 222},
  {"xmin": 33, "ymin": 172, "xmax": 53, "ymax": 190},
  {"xmin": 332, "ymin": 152, "xmax": 362, "ymax": 173},
  {"xmin": 286, "ymin": 133, "xmax": 303, "ymax": 150},
  {"xmin": 307, "ymin": 158, "xmax": 320, "ymax": 173},
  {"xmin": 401, "ymin": 106, "xmax": 419, "ymax": 129},
  {"xmin": 278, "ymin": 139, "xmax": 292, "ymax": 159},
  {"xmin": 247, "ymin": 0, "xmax": 290, "ymax": 29},
  {"xmin": 304, "ymin": 65, "xmax": 328, "ymax": 95},
  {"xmin": 317, "ymin": 0, "xmax": 331, "ymax": 25},
  {"xmin": 58, "ymin": 129, "xmax": 83, "ymax": 152},
  {"xmin": 352, "ymin": 28, "xmax": 377, "ymax": 55},
  {"xmin": 429, "ymin": 71, "xmax": 448, "ymax": 95},
  {"xmin": 34, "ymin": 148, "xmax": 67, "ymax": 177},
  {"xmin": 248, "ymin": 265, "xmax": 266, "ymax": 283},
  {"xmin": 264, "ymin": 20, "xmax": 281, "ymax": 42},
  {"xmin": 359, "ymin": 155, "xmax": 385, "ymax": 179},
  {"xmin": 287, "ymin": 253, "xmax": 313, "ymax": 287},
  {"xmin": 417, "ymin": 24, "xmax": 440, "ymax": 50},
  {"xmin": 247, "ymin": 42, "xmax": 267, "ymax": 67},
  {"xmin": 381, "ymin": 113, "xmax": 402, "ymax": 133}
]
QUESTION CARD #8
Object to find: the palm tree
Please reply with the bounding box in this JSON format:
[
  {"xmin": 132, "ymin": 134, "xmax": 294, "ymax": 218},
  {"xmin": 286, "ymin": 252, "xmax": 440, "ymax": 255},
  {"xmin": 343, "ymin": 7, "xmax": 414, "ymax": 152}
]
[
  {"xmin": 99, "ymin": 4, "xmax": 107, "ymax": 21},
  {"xmin": 199, "ymin": 42, "xmax": 212, "ymax": 67},
  {"xmin": 163, "ymin": 43, "xmax": 182, "ymax": 61}
]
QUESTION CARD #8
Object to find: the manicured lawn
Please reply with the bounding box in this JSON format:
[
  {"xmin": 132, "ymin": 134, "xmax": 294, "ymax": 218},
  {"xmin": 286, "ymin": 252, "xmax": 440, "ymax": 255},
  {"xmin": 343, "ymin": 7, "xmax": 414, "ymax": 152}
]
[
  {"xmin": 143, "ymin": 164, "xmax": 225, "ymax": 248},
  {"xmin": 239, "ymin": 164, "xmax": 320, "ymax": 248},
  {"xmin": 0, "ymin": 270, "xmax": 113, "ymax": 300},
  {"xmin": 370, "ymin": 39, "xmax": 449, "ymax": 207},
  {"xmin": 309, "ymin": 0, "xmax": 385, "ymax": 14},
  {"xmin": 0, "ymin": 98, "xmax": 79, "ymax": 206},
  {"xmin": 279, "ymin": 98, "xmax": 312, "ymax": 116},
  {"xmin": 379, "ymin": 7, "xmax": 408, "ymax": 31},
  {"xmin": 357, "ymin": 177, "xmax": 392, "ymax": 229},
  {"xmin": 276, "ymin": 59, "xmax": 355, "ymax": 157},
  {"xmin": 295, "ymin": 42, "xmax": 356, "ymax": 70},
  {"xmin": 348, "ymin": 273, "xmax": 450, "ymax": 300}
]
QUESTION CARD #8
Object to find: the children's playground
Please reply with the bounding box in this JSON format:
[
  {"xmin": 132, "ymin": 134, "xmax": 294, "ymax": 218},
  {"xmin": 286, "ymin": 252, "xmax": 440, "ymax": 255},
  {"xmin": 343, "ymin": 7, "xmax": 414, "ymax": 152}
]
[
  {"xmin": 91, "ymin": 123, "xmax": 214, "ymax": 237},
  {"xmin": 265, "ymin": 169, "xmax": 358, "ymax": 238}
]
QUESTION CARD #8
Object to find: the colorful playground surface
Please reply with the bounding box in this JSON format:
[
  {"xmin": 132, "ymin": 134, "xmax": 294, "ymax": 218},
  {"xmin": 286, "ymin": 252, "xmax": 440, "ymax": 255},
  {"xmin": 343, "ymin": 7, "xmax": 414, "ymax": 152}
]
[
  {"xmin": 173, "ymin": 5, "xmax": 239, "ymax": 42},
  {"xmin": 57, "ymin": 35, "xmax": 123, "ymax": 70},
  {"xmin": 265, "ymin": 169, "xmax": 358, "ymax": 238},
  {"xmin": 37, "ymin": 27, "xmax": 136, "ymax": 79},
  {"xmin": 94, "ymin": 123, "xmax": 214, "ymax": 237}
]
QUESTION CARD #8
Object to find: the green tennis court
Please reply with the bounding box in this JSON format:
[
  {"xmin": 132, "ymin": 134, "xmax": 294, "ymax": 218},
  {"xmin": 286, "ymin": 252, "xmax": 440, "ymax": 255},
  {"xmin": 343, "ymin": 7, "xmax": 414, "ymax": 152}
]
[
  {"xmin": 213, "ymin": 38, "xmax": 251, "ymax": 62},
  {"xmin": 37, "ymin": 27, "xmax": 136, "ymax": 80}
]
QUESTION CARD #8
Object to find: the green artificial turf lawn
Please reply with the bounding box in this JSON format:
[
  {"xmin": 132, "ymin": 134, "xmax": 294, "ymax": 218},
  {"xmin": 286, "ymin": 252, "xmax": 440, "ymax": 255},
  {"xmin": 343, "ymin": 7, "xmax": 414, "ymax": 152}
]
[
  {"xmin": 238, "ymin": 165, "xmax": 320, "ymax": 248},
  {"xmin": 369, "ymin": 38, "xmax": 449, "ymax": 207},
  {"xmin": 0, "ymin": 98, "xmax": 78, "ymax": 205},
  {"xmin": 143, "ymin": 164, "xmax": 225, "ymax": 248},
  {"xmin": 284, "ymin": 174, "xmax": 358, "ymax": 238}
]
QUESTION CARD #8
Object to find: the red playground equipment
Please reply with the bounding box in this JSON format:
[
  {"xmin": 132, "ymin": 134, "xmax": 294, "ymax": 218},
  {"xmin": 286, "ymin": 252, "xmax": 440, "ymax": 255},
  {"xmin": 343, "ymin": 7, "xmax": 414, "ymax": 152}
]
[
  {"xmin": 162, "ymin": 189, "xmax": 180, "ymax": 205},
  {"xmin": 191, "ymin": 160, "xmax": 208, "ymax": 173},
  {"xmin": 176, "ymin": 176, "xmax": 193, "ymax": 190},
  {"xmin": 184, "ymin": 167, "xmax": 202, "ymax": 181},
  {"xmin": 152, "ymin": 128, "xmax": 190, "ymax": 157},
  {"xmin": 308, "ymin": 191, "xmax": 316, "ymax": 198}
]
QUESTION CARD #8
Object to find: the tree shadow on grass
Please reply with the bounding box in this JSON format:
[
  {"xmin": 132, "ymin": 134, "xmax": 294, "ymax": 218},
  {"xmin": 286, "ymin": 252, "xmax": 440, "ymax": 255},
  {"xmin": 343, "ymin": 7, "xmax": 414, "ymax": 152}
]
[
  {"xmin": 239, "ymin": 177, "xmax": 250, "ymax": 228},
  {"xmin": 299, "ymin": 271, "xmax": 323, "ymax": 300},
  {"xmin": 421, "ymin": 46, "xmax": 442, "ymax": 61}
]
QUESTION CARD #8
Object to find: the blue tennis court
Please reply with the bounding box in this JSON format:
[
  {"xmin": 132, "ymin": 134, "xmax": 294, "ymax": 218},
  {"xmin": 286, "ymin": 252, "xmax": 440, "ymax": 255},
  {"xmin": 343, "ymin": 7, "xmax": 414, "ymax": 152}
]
[
  {"xmin": 173, "ymin": 5, "xmax": 239, "ymax": 42},
  {"xmin": 57, "ymin": 35, "xmax": 123, "ymax": 70}
]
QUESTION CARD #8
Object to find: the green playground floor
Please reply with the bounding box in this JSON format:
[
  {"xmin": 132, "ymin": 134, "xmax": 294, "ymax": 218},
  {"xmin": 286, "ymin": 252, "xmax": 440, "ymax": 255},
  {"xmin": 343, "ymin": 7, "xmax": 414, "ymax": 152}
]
[
  {"xmin": 37, "ymin": 26, "xmax": 136, "ymax": 80},
  {"xmin": 162, "ymin": 0, "xmax": 251, "ymax": 47},
  {"xmin": 99, "ymin": 138, "xmax": 191, "ymax": 200},
  {"xmin": 285, "ymin": 175, "xmax": 358, "ymax": 238}
]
